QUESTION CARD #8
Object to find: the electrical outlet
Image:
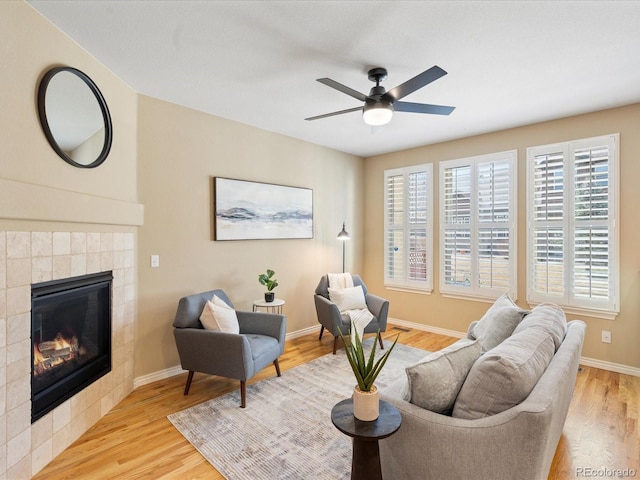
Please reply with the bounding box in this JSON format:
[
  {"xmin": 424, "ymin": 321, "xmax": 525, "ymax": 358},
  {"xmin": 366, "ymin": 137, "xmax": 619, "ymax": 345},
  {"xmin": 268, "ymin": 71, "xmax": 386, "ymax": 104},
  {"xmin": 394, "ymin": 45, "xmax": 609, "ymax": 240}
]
[
  {"xmin": 150, "ymin": 255, "xmax": 160, "ymax": 268},
  {"xmin": 601, "ymin": 330, "xmax": 611, "ymax": 344}
]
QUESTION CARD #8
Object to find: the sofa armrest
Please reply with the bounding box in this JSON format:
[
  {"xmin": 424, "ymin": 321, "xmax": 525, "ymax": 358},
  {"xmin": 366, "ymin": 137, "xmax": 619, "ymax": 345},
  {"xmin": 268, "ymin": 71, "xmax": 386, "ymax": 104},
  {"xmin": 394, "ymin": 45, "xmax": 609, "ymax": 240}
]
[
  {"xmin": 379, "ymin": 393, "xmax": 553, "ymax": 480},
  {"xmin": 365, "ymin": 293, "xmax": 389, "ymax": 324},
  {"xmin": 173, "ymin": 328, "xmax": 253, "ymax": 380},
  {"xmin": 466, "ymin": 320, "xmax": 478, "ymax": 339},
  {"xmin": 314, "ymin": 294, "xmax": 345, "ymax": 335},
  {"xmin": 237, "ymin": 310, "xmax": 286, "ymax": 346}
]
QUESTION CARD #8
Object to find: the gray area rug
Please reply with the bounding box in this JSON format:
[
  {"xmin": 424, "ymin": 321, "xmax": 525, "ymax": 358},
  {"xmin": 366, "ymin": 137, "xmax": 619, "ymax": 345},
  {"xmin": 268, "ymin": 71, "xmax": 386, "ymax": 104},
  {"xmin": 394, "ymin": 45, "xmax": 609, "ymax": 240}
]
[{"xmin": 168, "ymin": 339, "xmax": 427, "ymax": 480}]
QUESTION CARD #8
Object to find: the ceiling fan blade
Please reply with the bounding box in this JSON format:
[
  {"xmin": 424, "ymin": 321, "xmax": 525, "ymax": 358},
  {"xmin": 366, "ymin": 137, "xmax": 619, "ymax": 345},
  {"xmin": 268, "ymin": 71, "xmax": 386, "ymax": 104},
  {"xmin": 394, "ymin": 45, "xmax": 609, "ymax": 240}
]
[
  {"xmin": 394, "ymin": 101, "xmax": 455, "ymax": 116},
  {"xmin": 305, "ymin": 106, "xmax": 363, "ymax": 121},
  {"xmin": 317, "ymin": 78, "xmax": 368, "ymax": 102},
  {"xmin": 384, "ymin": 66, "xmax": 448, "ymax": 101}
]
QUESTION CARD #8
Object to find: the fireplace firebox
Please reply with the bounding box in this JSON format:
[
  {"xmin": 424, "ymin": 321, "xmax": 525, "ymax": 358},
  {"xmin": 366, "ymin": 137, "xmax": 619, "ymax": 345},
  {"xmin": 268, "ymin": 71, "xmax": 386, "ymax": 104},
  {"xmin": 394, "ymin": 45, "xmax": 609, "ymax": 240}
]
[{"xmin": 31, "ymin": 271, "xmax": 112, "ymax": 423}]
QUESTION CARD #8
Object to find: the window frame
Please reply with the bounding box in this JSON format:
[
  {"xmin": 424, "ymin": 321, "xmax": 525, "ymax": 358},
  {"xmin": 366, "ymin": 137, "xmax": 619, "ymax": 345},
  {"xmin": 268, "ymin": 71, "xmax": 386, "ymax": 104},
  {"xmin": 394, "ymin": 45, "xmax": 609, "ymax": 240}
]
[
  {"xmin": 383, "ymin": 163, "xmax": 434, "ymax": 293},
  {"xmin": 526, "ymin": 134, "xmax": 619, "ymax": 319},
  {"xmin": 439, "ymin": 150, "xmax": 518, "ymax": 301}
]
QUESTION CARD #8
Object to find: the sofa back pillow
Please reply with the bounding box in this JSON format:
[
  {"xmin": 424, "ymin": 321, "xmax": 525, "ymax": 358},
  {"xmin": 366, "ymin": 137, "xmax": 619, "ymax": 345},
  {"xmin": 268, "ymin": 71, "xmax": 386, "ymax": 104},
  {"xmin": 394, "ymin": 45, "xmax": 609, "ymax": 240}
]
[
  {"xmin": 470, "ymin": 293, "xmax": 528, "ymax": 352},
  {"xmin": 406, "ymin": 339, "xmax": 482, "ymax": 414},
  {"xmin": 512, "ymin": 303, "xmax": 567, "ymax": 351},
  {"xmin": 452, "ymin": 326, "xmax": 555, "ymax": 419}
]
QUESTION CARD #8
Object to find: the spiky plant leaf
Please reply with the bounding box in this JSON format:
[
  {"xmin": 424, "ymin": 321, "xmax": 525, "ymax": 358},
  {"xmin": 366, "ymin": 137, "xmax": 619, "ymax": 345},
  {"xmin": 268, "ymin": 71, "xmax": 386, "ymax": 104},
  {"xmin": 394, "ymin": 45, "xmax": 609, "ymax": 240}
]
[{"xmin": 339, "ymin": 329, "xmax": 399, "ymax": 392}]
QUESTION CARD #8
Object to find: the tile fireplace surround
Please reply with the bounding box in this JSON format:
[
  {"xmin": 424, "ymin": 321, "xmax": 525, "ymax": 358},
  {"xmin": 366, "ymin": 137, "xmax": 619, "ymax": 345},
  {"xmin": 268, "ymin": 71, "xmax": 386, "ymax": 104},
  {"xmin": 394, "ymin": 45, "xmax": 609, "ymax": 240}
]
[{"xmin": 0, "ymin": 231, "xmax": 135, "ymax": 478}]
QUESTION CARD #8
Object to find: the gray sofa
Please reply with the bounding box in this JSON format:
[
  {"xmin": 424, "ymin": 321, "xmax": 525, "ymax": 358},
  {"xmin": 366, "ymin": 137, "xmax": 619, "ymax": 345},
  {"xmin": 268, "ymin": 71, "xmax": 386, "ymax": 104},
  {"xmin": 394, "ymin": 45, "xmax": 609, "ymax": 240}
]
[{"xmin": 380, "ymin": 300, "xmax": 586, "ymax": 480}]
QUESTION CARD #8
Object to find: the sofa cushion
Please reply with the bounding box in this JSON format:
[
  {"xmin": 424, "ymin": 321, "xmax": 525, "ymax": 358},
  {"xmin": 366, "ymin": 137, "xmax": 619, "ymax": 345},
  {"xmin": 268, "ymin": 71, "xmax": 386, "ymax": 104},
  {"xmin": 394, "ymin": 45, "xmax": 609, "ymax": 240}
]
[
  {"xmin": 405, "ymin": 338, "xmax": 482, "ymax": 414},
  {"xmin": 452, "ymin": 326, "xmax": 555, "ymax": 419},
  {"xmin": 199, "ymin": 295, "xmax": 240, "ymax": 334},
  {"xmin": 470, "ymin": 293, "xmax": 528, "ymax": 352},
  {"xmin": 328, "ymin": 285, "xmax": 367, "ymax": 311},
  {"xmin": 512, "ymin": 303, "xmax": 567, "ymax": 350}
]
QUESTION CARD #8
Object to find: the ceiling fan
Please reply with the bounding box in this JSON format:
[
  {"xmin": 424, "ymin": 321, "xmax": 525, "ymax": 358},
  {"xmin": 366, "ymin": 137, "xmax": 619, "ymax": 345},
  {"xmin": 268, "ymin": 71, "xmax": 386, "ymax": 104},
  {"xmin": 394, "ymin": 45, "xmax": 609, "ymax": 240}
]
[{"xmin": 305, "ymin": 65, "xmax": 455, "ymax": 126}]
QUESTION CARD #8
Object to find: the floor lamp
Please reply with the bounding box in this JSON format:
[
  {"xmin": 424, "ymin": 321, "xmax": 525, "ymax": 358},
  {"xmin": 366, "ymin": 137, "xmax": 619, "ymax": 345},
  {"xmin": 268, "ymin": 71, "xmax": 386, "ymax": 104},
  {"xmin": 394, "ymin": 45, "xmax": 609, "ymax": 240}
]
[{"xmin": 337, "ymin": 222, "xmax": 350, "ymax": 273}]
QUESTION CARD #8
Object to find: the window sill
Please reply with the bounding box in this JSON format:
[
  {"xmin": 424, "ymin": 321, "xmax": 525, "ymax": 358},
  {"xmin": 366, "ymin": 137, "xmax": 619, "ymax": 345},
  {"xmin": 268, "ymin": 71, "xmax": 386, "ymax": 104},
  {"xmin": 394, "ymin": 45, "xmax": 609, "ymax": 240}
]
[
  {"xmin": 384, "ymin": 285, "xmax": 432, "ymax": 295},
  {"xmin": 527, "ymin": 302, "xmax": 618, "ymax": 321},
  {"xmin": 440, "ymin": 292, "xmax": 508, "ymax": 304}
]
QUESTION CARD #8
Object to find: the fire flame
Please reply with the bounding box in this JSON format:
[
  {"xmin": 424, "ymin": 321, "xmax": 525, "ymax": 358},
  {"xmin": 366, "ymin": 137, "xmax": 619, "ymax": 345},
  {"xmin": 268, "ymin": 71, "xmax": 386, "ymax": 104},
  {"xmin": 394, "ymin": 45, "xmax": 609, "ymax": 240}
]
[{"xmin": 33, "ymin": 333, "xmax": 79, "ymax": 376}]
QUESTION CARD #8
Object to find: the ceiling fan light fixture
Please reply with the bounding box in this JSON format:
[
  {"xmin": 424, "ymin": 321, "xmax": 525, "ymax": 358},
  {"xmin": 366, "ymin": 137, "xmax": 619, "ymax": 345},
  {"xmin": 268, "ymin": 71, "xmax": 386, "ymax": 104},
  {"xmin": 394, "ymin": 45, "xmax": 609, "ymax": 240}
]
[{"xmin": 362, "ymin": 101, "xmax": 394, "ymax": 126}]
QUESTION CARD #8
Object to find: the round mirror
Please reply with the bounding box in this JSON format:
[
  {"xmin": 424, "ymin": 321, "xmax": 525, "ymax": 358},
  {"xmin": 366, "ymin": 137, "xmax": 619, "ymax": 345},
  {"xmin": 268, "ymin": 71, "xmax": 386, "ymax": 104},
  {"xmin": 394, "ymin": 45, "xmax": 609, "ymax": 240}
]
[{"xmin": 37, "ymin": 67, "xmax": 113, "ymax": 168}]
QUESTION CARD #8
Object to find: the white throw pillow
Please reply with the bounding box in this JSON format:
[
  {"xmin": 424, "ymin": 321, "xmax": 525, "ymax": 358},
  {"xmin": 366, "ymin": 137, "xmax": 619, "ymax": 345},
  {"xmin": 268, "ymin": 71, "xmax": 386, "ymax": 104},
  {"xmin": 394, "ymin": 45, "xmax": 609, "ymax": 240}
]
[
  {"xmin": 328, "ymin": 285, "xmax": 367, "ymax": 311},
  {"xmin": 199, "ymin": 295, "xmax": 240, "ymax": 334}
]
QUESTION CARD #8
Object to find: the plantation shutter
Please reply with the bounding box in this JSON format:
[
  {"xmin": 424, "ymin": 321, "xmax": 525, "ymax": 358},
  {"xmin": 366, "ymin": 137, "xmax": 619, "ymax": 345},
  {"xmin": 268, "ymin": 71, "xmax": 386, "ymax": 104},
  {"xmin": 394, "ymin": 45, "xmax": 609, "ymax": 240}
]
[
  {"xmin": 477, "ymin": 160, "xmax": 511, "ymax": 290},
  {"xmin": 408, "ymin": 171, "xmax": 428, "ymax": 281},
  {"xmin": 443, "ymin": 165, "xmax": 471, "ymax": 287},
  {"xmin": 527, "ymin": 134, "xmax": 618, "ymax": 317},
  {"xmin": 385, "ymin": 174, "xmax": 404, "ymax": 282},
  {"xmin": 572, "ymin": 143, "xmax": 611, "ymax": 301},
  {"xmin": 384, "ymin": 164, "xmax": 433, "ymax": 291},
  {"xmin": 530, "ymin": 149, "xmax": 566, "ymax": 300},
  {"xmin": 440, "ymin": 151, "xmax": 517, "ymax": 299}
]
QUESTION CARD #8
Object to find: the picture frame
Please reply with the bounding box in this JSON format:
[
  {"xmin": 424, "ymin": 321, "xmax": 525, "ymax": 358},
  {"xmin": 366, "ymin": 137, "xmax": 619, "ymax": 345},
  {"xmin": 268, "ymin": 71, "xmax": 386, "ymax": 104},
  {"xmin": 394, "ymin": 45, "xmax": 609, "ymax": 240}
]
[{"xmin": 213, "ymin": 177, "xmax": 313, "ymax": 240}]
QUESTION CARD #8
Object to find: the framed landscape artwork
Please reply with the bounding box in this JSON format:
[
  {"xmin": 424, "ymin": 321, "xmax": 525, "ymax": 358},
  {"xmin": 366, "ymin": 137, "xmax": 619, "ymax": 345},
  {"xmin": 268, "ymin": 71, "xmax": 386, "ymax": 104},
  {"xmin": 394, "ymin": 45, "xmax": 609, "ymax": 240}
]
[{"xmin": 214, "ymin": 177, "xmax": 313, "ymax": 240}]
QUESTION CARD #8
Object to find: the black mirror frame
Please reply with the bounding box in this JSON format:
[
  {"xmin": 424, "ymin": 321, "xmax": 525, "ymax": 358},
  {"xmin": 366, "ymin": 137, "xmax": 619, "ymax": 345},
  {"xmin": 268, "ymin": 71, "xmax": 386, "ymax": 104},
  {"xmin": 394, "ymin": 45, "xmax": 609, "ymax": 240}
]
[{"xmin": 37, "ymin": 66, "xmax": 113, "ymax": 169}]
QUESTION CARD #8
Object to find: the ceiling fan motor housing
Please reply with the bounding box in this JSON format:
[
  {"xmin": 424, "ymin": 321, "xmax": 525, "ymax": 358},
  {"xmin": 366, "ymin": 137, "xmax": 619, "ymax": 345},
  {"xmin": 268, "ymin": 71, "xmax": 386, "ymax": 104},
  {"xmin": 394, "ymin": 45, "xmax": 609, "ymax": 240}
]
[{"xmin": 368, "ymin": 85, "xmax": 388, "ymax": 101}]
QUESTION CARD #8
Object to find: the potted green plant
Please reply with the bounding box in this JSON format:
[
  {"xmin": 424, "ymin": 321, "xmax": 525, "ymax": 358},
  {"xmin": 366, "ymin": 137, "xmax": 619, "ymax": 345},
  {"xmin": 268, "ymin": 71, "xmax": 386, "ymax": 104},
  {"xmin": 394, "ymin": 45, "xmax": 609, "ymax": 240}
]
[
  {"xmin": 258, "ymin": 269, "xmax": 278, "ymax": 302},
  {"xmin": 340, "ymin": 329, "xmax": 398, "ymax": 421}
]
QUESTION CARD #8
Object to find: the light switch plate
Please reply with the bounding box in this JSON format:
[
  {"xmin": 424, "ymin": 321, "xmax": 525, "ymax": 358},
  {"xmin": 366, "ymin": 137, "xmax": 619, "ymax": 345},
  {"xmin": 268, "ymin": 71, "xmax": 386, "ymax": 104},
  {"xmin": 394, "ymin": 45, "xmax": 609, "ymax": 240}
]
[{"xmin": 150, "ymin": 255, "xmax": 160, "ymax": 268}]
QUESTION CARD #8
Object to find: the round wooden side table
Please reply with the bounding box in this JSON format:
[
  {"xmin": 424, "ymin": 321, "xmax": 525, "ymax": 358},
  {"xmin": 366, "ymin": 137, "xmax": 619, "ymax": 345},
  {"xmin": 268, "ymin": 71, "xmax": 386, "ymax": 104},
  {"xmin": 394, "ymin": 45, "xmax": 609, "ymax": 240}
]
[{"xmin": 331, "ymin": 398, "xmax": 402, "ymax": 480}]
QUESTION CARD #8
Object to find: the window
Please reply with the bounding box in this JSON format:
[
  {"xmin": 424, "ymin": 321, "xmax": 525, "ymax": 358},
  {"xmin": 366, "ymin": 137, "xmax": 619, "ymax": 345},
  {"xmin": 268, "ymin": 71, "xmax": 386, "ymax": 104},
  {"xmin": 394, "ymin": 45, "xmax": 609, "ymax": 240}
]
[
  {"xmin": 439, "ymin": 151, "xmax": 517, "ymax": 300},
  {"xmin": 384, "ymin": 164, "xmax": 433, "ymax": 292},
  {"xmin": 527, "ymin": 134, "xmax": 619, "ymax": 318}
]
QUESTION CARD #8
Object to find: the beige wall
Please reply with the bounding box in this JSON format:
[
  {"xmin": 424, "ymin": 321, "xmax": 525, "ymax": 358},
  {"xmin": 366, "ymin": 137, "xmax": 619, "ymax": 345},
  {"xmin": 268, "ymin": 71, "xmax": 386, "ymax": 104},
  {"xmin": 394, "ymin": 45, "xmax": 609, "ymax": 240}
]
[
  {"xmin": 363, "ymin": 104, "xmax": 640, "ymax": 370},
  {"xmin": 0, "ymin": 2, "xmax": 141, "ymax": 226},
  {"xmin": 136, "ymin": 95, "xmax": 363, "ymax": 377},
  {"xmin": 1, "ymin": 2, "xmax": 140, "ymax": 477}
]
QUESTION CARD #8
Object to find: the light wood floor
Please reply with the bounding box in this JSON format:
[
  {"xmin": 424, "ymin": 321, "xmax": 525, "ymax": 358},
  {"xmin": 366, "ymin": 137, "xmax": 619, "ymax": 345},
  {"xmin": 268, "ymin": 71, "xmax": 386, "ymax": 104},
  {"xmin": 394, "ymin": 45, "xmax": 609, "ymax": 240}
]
[{"xmin": 34, "ymin": 327, "xmax": 640, "ymax": 480}]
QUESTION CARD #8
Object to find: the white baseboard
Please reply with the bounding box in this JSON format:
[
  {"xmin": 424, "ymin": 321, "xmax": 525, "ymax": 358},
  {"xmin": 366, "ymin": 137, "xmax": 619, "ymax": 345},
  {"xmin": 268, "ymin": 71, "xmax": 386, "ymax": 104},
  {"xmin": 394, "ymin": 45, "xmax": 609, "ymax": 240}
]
[
  {"xmin": 579, "ymin": 356, "xmax": 640, "ymax": 377},
  {"xmin": 387, "ymin": 316, "xmax": 466, "ymax": 339},
  {"xmin": 133, "ymin": 319, "xmax": 640, "ymax": 388},
  {"xmin": 285, "ymin": 324, "xmax": 321, "ymax": 340},
  {"xmin": 133, "ymin": 326, "xmax": 324, "ymax": 389},
  {"xmin": 134, "ymin": 365, "xmax": 185, "ymax": 389},
  {"xmin": 388, "ymin": 316, "xmax": 640, "ymax": 378}
]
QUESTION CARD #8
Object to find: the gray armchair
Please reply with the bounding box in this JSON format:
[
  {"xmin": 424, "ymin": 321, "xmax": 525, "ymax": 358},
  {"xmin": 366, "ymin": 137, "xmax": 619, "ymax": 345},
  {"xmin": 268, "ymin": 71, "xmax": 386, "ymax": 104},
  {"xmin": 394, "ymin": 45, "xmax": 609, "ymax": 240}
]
[
  {"xmin": 314, "ymin": 274, "xmax": 389, "ymax": 354},
  {"xmin": 173, "ymin": 289, "xmax": 286, "ymax": 408}
]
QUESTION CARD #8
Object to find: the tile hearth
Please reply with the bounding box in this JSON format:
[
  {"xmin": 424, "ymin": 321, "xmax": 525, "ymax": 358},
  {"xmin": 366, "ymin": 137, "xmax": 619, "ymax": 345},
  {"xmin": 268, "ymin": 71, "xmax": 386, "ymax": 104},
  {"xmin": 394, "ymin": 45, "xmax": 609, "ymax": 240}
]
[{"xmin": 0, "ymin": 231, "xmax": 135, "ymax": 478}]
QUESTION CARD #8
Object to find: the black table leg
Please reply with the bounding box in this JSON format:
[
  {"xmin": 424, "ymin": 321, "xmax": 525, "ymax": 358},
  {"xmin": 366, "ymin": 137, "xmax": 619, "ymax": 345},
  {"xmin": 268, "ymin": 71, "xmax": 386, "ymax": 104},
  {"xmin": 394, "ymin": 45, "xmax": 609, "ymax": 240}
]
[{"xmin": 351, "ymin": 438, "xmax": 382, "ymax": 480}]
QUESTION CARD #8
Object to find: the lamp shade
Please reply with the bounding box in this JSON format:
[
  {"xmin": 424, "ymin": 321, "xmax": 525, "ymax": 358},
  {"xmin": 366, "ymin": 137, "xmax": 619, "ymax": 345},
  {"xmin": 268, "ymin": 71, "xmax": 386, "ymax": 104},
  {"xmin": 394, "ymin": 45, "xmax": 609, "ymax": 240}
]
[
  {"xmin": 337, "ymin": 222, "xmax": 350, "ymax": 240},
  {"xmin": 363, "ymin": 101, "xmax": 393, "ymax": 126}
]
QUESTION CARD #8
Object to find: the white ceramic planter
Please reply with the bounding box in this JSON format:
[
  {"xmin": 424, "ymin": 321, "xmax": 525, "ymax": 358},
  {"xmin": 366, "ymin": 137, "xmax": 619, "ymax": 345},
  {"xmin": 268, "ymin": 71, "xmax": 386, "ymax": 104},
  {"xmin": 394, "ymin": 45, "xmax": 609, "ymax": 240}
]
[{"xmin": 353, "ymin": 385, "xmax": 379, "ymax": 421}]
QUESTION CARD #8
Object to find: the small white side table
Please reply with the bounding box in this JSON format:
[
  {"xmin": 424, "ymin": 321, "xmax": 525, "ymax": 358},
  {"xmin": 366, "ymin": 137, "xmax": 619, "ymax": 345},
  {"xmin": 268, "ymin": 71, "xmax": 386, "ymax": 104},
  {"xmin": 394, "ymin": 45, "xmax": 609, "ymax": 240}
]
[{"xmin": 252, "ymin": 298, "xmax": 285, "ymax": 314}]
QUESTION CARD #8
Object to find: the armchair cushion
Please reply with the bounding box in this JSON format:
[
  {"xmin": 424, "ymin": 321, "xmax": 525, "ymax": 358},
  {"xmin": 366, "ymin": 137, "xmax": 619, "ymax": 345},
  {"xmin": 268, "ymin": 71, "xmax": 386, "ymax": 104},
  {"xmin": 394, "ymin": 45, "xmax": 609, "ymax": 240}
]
[
  {"xmin": 328, "ymin": 285, "xmax": 368, "ymax": 311},
  {"xmin": 199, "ymin": 295, "xmax": 240, "ymax": 334},
  {"xmin": 406, "ymin": 338, "xmax": 481, "ymax": 414}
]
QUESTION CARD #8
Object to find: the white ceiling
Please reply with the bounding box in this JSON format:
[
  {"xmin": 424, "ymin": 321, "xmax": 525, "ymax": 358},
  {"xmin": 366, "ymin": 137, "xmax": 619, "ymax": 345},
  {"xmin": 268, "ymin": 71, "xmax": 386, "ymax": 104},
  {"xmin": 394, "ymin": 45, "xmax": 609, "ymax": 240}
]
[{"xmin": 27, "ymin": 0, "xmax": 640, "ymax": 158}]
